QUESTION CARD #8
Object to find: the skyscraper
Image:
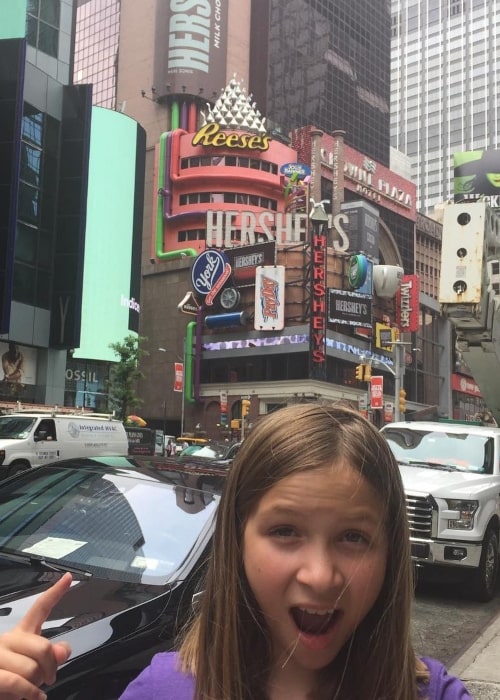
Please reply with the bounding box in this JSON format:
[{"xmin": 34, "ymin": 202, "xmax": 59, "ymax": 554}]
[
  {"xmin": 390, "ymin": 0, "xmax": 500, "ymax": 214},
  {"xmin": 0, "ymin": 1, "xmax": 145, "ymax": 410},
  {"xmin": 251, "ymin": 0, "xmax": 391, "ymax": 166},
  {"xmin": 74, "ymin": 0, "xmax": 120, "ymax": 108}
]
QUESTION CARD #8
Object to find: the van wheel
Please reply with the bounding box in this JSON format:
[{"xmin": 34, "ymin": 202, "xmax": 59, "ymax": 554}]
[
  {"xmin": 7, "ymin": 460, "xmax": 31, "ymax": 477},
  {"xmin": 471, "ymin": 526, "xmax": 499, "ymax": 602}
]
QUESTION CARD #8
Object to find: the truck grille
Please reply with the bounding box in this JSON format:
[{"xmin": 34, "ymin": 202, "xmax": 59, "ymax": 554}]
[{"xmin": 405, "ymin": 492, "xmax": 433, "ymax": 538}]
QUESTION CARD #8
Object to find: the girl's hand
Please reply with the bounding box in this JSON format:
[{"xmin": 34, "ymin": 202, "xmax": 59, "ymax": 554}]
[{"xmin": 0, "ymin": 572, "xmax": 72, "ymax": 700}]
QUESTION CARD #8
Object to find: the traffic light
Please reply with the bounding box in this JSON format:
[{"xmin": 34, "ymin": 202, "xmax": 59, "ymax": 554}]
[
  {"xmin": 241, "ymin": 399, "xmax": 251, "ymax": 417},
  {"xmin": 355, "ymin": 364, "xmax": 364, "ymax": 381},
  {"xmin": 399, "ymin": 388, "xmax": 407, "ymax": 413},
  {"xmin": 364, "ymin": 364, "xmax": 372, "ymax": 381},
  {"xmin": 230, "ymin": 418, "xmax": 241, "ymax": 430}
]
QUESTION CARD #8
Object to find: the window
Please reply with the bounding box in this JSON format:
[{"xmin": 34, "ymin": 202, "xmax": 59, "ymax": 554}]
[
  {"xmin": 14, "ymin": 103, "xmax": 58, "ymax": 308},
  {"xmin": 26, "ymin": 0, "xmax": 61, "ymax": 58}
]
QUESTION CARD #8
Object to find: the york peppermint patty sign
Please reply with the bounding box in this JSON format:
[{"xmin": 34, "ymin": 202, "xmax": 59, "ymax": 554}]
[{"xmin": 191, "ymin": 250, "xmax": 231, "ymax": 306}]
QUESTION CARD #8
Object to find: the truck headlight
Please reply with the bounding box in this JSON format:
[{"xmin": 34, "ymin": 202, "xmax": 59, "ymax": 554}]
[{"xmin": 445, "ymin": 499, "xmax": 478, "ymax": 529}]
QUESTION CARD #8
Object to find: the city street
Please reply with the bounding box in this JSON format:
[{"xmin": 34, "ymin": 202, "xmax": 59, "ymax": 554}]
[{"xmin": 412, "ymin": 576, "xmax": 500, "ymax": 666}]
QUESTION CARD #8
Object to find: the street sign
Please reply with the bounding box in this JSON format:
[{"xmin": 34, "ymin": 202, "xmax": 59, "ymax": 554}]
[
  {"xmin": 370, "ymin": 376, "xmax": 384, "ymax": 409},
  {"xmin": 178, "ymin": 291, "xmax": 200, "ymax": 315}
]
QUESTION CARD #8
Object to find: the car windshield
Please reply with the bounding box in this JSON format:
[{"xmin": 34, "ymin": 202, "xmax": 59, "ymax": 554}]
[
  {"xmin": 0, "ymin": 416, "xmax": 36, "ymax": 439},
  {"xmin": 383, "ymin": 428, "xmax": 494, "ymax": 473},
  {"xmin": 0, "ymin": 464, "xmax": 219, "ymax": 585},
  {"xmin": 181, "ymin": 444, "xmax": 230, "ymax": 459}
]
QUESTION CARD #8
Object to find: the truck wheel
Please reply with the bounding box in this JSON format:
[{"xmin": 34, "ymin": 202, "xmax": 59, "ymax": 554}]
[
  {"xmin": 471, "ymin": 527, "xmax": 499, "ymax": 602},
  {"xmin": 7, "ymin": 460, "xmax": 30, "ymax": 477}
]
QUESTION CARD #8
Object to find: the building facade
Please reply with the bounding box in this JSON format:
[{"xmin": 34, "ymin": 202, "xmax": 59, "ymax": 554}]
[
  {"xmin": 137, "ymin": 77, "xmax": 447, "ymax": 437},
  {"xmin": 69, "ymin": 0, "xmax": 453, "ymax": 434},
  {"xmin": 390, "ymin": 0, "xmax": 500, "ymax": 214},
  {"xmin": 0, "ymin": 0, "xmax": 144, "ymax": 410},
  {"xmin": 252, "ymin": 0, "xmax": 392, "ymax": 166},
  {"xmin": 74, "ymin": 0, "xmax": 121, "ymax": 109}
]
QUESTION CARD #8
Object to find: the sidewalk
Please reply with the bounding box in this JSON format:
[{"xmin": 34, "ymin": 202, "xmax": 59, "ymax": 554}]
[{"xmin": 449, "ymin": 610, "xmax": 500, "ymax": 699}]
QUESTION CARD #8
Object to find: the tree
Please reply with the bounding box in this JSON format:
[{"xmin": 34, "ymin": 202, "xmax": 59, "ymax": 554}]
[{"xmin": 108, "ymin": 335, "xmax": 148, "ymax": 421}]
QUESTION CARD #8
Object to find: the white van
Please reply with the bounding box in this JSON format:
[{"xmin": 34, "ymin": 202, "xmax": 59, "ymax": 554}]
[{"xmin": 0, "ymin": 412, "xmax": 128, "ymax": 477}]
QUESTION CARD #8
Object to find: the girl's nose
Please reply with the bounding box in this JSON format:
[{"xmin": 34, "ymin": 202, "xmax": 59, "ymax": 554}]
[{"xmin": 296, "ymin": 547, "xmax": 345, "ymax": 592}]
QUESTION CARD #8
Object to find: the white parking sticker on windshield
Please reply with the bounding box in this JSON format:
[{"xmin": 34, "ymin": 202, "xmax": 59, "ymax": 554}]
[
  {"xmin": 131, "ymin": 556, "xmax": 158, "ymax": 570},
  {"xmin": 22, "ymin": 537, "xmax": 87, "ymax": 558}
]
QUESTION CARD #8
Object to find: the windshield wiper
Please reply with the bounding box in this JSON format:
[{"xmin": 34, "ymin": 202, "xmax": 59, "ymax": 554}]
[
  {"xmin": 397, "ymin": 459, "xmax": 464, "ymax": 472},
  {"xmin": 0, "ymin": 550, "xmax": 92, "ymax": 578}
]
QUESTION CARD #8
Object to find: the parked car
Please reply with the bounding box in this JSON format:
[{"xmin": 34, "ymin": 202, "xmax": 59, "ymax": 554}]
[
  {"xmin": 178, "ymin": 441, "xmax": 241, "ymax": 464},
  {"xmin": 175, "ymin": 436, "xmax": 208, "ymax": 454},
  {"xmin": 0, "ymin": 456, "xmax": 226, "ymax": 699}
]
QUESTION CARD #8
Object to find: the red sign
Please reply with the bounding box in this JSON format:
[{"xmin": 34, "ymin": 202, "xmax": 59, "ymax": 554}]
[
  {"xmin": 309, "ymin": 226, "xmax": 327, "ymax": 374},
  {"xmin": 395, "ymin": 275, "xmax": 420, "ymax": 333},
  {"xmin": 451, "ymin": 373, "xmax": 483, "ymax": 397},
  {"xmin": 173, "ymin": 363, "xmax": 184, "ymax": 393},
  {"xmin": 370, "ymin": 376, "xmax": 384, "ymax": 409}
]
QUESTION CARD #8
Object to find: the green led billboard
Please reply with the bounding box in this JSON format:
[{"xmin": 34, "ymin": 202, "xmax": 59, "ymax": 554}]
[
  {"xmin": 0, "ymin": 2, "xmax": 27, "ymax": 39},
  {"xmin": 74, "ymin": 107, "xmax": 144, "ymax": 362}
]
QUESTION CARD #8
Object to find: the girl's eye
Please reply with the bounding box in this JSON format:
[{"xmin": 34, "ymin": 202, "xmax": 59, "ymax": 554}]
[
  {"xmin": 269, "ymin": 525, "xmax": 297, "ymax": 538},
  {"xmin": 343, "ymin": 531, "xmax": 370, "ymax": 544}
]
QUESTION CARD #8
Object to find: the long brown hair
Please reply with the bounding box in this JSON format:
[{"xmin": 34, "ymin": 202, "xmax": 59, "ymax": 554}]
[{"xmin": 179, "ymin": 403, "xmax": 426, "ymax": 699}]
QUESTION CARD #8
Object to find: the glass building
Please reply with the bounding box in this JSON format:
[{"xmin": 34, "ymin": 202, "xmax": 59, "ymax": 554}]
[
  {"xmin": 250, "ymin": 0, "xmax": 391, "ymax": 166},
  {"xmin": 0, "ymin": 0, "xmax": 144, "ymax": 409},
  {"xmin": 390, "ymin": 0, "xmax": 500, "ymax": 214},
  {"xmin": 73, "ymin": 0, "xmax": 120, "ymax": 108}
]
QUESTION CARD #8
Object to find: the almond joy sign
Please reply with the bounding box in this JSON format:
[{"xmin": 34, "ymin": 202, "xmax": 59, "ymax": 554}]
[{"xmin": 191, "ymin": 250, "xmax": 232, "ymax": 306}]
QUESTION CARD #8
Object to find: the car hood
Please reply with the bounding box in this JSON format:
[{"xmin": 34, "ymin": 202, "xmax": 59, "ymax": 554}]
[
  {"xmin": 398, "ymin": 463, "xmax": 496, "ymax": 498},
  {"xmin": 0, "ymin": 560, "xmax": 174, "ymax": 658}
]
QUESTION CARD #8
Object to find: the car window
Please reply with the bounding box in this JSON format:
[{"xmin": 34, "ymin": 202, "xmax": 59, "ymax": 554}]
[
  {"xmin": 0, "ymin": 467, "xmax": 219, "ymax": 585},
  {"xmin": 185, "ymin": 445, "xmax": 227, "ymax": 459},
  {"xmin": 0, "ymin": 416, "xmax": 36, "ymax": 439}
]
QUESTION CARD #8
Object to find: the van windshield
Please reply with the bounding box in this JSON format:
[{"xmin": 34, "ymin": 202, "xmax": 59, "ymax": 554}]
[{"xmin": 0, "ymin": 417, "xmax": 36, "ymax": 439}]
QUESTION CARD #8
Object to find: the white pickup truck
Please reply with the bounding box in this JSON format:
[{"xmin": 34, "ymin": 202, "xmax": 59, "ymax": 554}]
[{"xmin": 380, "ymin": 420, "xmax": 500, "ymax": 601}]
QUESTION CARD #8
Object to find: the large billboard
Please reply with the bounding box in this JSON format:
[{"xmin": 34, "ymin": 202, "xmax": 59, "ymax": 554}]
[
  {"xmin": 454, "ymin": 150, "xmax": 500, "ymax": 205},
  {"xmin": 154, "ymin": 0, "xmax": 228, "ymax": 101},
  {"xmin": 73, "ymin": 108, "xmax": 145, "ymax": 362}
]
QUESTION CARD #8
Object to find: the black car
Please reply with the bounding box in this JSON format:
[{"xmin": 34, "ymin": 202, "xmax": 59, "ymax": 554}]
[
  {"xmin": 152, "ymin": 441, "xmax": 241, "ymax": 473},
  {"xmin": 176, "ymin": 441, "xmax": 242, "ymax": 465},
  {"xmin": 0, "ymin": 456, "xmax": 227, "ymax": 699}
]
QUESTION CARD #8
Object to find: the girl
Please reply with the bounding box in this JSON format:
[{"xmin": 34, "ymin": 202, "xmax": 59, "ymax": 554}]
[
  {"xmin": 119, "ymin": 403, "xmax": 472, "ymax": 700},
  {"xmin": 0, "ymin": 404, "xmax": 472, "ymax": 699}
]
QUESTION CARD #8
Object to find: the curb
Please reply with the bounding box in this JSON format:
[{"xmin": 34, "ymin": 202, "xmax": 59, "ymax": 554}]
[{"xmin": 449, "ymin": 609, "xmax": 500, "ymax": 689}]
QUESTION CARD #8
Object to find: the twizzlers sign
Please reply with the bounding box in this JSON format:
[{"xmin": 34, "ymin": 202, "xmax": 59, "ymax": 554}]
[{"xmin": 395, "ymin": 275, "xmax": 420, "ymax": 333}]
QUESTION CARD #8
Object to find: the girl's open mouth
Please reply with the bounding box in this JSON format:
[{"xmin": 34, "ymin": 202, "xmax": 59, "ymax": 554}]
[{"xmin": 290, "ymin": 607, "xmax": 340, "ymax": 636}]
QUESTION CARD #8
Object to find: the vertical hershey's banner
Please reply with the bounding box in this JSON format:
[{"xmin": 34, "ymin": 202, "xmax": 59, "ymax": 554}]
[{"xmin": 154, "ymin": 1, "xmax": 228, "ymax": 102}]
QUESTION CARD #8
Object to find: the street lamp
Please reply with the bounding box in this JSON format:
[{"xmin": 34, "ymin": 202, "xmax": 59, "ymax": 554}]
[{"xmin": 158, "ymin": 346, "xmax": 185, "ymax": 437}]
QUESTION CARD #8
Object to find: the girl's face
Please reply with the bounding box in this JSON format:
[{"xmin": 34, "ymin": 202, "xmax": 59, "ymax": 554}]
[{"xmin": 242, "ymin": 462, "xmax": 388, "ymax": 695}]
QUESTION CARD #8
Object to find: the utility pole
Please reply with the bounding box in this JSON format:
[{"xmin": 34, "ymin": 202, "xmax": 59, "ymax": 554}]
[
  {"xmin": 393, "ymin": 341, "xmax": 405, "ymax": 423},
  {"xmin": 361, "ymin": 340, "xmax": 410, "ymax": 423}
]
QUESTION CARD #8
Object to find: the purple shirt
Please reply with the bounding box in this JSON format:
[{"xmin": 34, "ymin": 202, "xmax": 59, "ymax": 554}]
[{"xmin": 118, "ymin": 652, "xmax": 472, "ymax": 699}]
